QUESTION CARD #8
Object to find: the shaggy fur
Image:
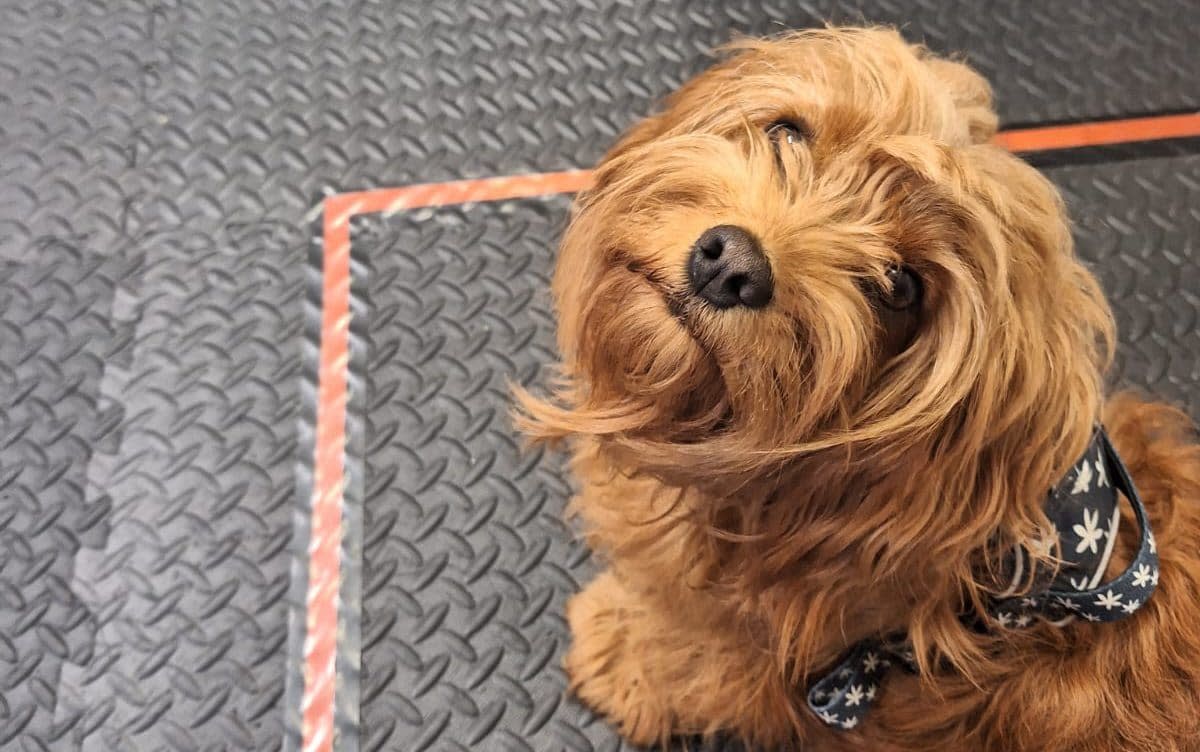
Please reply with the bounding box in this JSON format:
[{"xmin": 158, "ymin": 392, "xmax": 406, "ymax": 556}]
[{"xmin": 515, "ymin": 27, "xmax": 1200, "ymax": 751}]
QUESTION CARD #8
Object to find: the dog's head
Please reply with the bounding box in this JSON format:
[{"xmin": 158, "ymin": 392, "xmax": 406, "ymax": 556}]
[{"xmin": 519, "ymin": 28, "xmax": 1113, "ymax": 578}]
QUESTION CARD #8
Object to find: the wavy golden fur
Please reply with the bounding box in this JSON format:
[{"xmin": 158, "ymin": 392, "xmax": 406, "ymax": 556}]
[{"xmin": 514, "ymin": 26, "xmax": 1200, "ymax": 751}]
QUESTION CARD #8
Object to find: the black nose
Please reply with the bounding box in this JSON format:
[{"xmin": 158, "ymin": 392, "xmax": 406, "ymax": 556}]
[{"xmin": 687, "ymin": 225, "xmax": 773, "ymax": 309}]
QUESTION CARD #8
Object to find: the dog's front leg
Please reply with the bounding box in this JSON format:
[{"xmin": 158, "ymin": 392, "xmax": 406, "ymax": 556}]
[{"xmin": 565, "ymin": 569, "xmax": 802, "ymax": 749}]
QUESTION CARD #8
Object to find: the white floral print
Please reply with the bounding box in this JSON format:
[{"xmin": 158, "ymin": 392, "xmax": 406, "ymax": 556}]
[{"xmin": 1074, "ymin": 507, "xmax": 1104, "ymax": 554}]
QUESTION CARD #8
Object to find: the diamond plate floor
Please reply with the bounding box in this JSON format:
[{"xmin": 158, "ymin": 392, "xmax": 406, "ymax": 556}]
[{"xmin": 0, "ymin": 0, "xmax": 1198, "ymax": 750}]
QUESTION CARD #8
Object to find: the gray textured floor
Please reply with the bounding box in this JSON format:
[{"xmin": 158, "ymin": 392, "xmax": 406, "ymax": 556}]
[{"xmin": 0, "ymin": 0, "xmax": 1197, "ymax": 749}]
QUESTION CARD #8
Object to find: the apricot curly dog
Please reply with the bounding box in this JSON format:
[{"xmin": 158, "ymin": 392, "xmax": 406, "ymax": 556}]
[{"xmin": 516, "ymin": 26, "xmax": 1200, "ymax": 751}]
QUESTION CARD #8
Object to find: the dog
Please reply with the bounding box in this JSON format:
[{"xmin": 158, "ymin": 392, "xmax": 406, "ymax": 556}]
[{"xmin": 516, "ymin": 26, "xmax": 1200, "ymax": 751}]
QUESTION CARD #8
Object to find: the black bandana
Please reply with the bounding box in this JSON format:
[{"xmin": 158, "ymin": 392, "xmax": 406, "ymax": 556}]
[{"xmin": 808, "ymin": 427, "xmax": 1159, "ymax": 731}]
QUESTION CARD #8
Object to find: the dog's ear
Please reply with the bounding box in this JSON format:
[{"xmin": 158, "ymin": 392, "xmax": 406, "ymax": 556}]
[
  {"xmin": 920, "ymin": 54, "xmax": 998, "ymax": 145},
  {"xmin": 928, "ymin": 143, "xmax": 1114, "ymax": 551}
]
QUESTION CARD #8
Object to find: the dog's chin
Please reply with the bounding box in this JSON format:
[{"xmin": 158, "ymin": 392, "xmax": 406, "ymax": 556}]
[{"xmin": 605, "ymin": 279, "xmax": 733, "ymax": 438}]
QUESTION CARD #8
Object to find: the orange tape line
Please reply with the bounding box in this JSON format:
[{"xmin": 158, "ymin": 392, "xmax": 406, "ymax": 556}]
[
  {"xmin": 993, "ymin": 112, "xmax": 1200, "ymax": 153},
  {"xmin": 326, "ymin": 169, "xmax": 595, "ymax": 216},
  {"xmin": 301, "ymin": 204, "xmax": 351, "ymax": 752}
]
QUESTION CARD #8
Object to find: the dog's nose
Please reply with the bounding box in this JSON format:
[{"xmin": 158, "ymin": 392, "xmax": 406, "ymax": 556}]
[{"xmin": 687, "ymin": 225, "xmax": 773, "ymax": 309}]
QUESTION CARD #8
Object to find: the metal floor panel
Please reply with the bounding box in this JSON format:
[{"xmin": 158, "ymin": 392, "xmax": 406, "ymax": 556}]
[
  {"xmin": 58, "ymin": 228, "xmax": 302, "ymax": 750},
  {"xmin": 0, "ymin": 1, "xmax": 149, "ymax": 260},
  {"xmin": 357, "ymin": 197, "xmax": 589, "ymax": 752},
  {"xmin": 357, "ymin": 154, "xmax": 1200, "ymax": 751},
  {"xmin": 1, "ymin": 236, "xmax": 303, "ymax": 750},
  {"xmin": 0, "ymin": 242, "xmax": 136, "ymax": 748},
  {"xmin": 1, "ymin": 1, "xmax": 342, "ymax": 747},
  {"xmin": 0, "ymin": 0, "xmax": 1197, "ymax": 749},
  {"xmin": 1054, "ymin": 154, "xmax": 1200, "ymax": 413}
]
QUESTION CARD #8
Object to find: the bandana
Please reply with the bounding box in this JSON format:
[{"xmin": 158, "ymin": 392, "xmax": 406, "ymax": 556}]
[{"xmin": 808, "ymin": 427, "xmax": 1159, "ymax": 731}]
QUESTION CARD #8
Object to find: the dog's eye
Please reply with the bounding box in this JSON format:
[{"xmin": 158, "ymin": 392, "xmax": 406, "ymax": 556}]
[
  {"xmin": 766, "ymin": 119, "xmax": 810, "ymax": 147},
  {"xmin": 884, "ymin": 265, "xmax": 923, "ymax": 310}
]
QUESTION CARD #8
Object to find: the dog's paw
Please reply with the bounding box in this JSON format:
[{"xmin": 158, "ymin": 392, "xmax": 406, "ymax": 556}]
[{"xmin": 565, "ymin": 572, "xmax": 674, "ymax": 747}]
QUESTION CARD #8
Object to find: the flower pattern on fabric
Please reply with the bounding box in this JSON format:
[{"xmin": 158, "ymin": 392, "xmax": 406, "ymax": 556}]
[
  {"xmin": 806, "ymin": 638, "xmax": 917, "ymax": 731},
  {"xmin": 809, "ymin": 427, "xmax": 1159, "ymax": 730},
  {"xmin": 1073, "ymin": 508, "xmax": 1104, "ymax": 554},
  {"xmin": 987, "ymin": 427, "xmax": 1157, "ymax": 629},
  {"xmin": 1071, "ymin": 458, "xmax": 1094, "ymax": 495},
  {"xmin": 1095, "ymin": 450, "xmax": 1109, "ymax": 488}
]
